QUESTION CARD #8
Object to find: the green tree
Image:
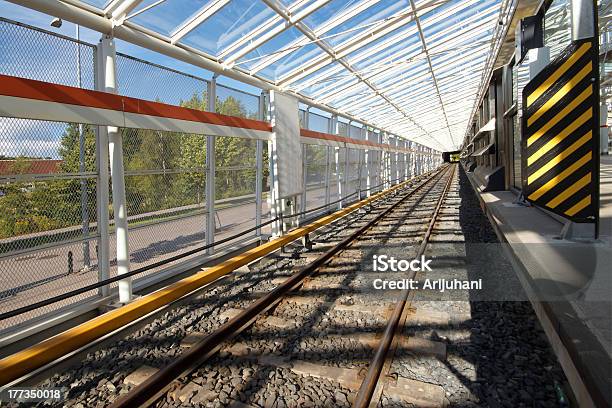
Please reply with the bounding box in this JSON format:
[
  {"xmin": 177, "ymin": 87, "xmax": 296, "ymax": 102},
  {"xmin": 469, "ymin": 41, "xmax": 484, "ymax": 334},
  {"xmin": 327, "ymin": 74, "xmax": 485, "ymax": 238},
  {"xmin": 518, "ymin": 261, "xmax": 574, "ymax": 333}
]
[{"xmin": 0, "ymin": 156, "xmax": 64, "ymax": 238}]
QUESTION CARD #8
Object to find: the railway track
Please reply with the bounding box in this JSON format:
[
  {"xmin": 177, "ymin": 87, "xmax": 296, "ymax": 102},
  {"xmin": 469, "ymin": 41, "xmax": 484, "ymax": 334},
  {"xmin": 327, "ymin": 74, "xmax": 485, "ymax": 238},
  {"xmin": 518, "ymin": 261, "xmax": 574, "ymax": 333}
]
[
  {"xmin": 107, "ymin": 164, "xmax": 456, "ymax": 407},
  {"xmin": 19, "ymin": 163, "xmax": 568, "ymax": 408}
]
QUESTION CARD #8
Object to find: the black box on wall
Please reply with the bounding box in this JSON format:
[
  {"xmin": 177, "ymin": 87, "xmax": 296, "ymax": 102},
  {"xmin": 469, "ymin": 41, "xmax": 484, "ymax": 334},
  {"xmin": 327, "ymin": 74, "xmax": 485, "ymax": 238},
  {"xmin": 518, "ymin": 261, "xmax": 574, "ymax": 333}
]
[{"xmin": 515, "ymin": 15, "xmax": 544, "ymax": 64}]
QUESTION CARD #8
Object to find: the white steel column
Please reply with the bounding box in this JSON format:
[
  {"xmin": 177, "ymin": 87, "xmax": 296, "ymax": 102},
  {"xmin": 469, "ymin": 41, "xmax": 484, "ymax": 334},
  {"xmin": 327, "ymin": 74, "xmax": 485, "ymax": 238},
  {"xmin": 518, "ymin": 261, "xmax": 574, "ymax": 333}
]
[
  {"xmin": 256, "ymin": 92, "xmax": 265, "ymax": 236},
  {"xmin": 95, "ymin": 42, "xmax": 110, "ymax": 297},
  {"xmin": 382, "ymin": 132, "xmax": 389, "ymax": 189},
  {"xmin": 206, "ymin": 76, "xmax": 217, "ymax": 253},
  {"xmin": 267, "ymin": 96, "xmax": 280, "ymax": 237},
  {"xmin": 365, "ymin": 129, "xmax": 371, "ymax": 198},
  {"xmin": 300, "ymin": 107, "xmax": 309, "ymax": 221},
  {"xmin": 324, "ymin": 115, "xmax": 332, "ymax": 208},
  {"xmin": 344, "ymin": 120, "xmax": 351, "ymax": 199},
  {"xmin": 332, "ymin": 115, "xmax": 343, "ymax": 209},
  {"xmin": 100, "ymin": 36, "xmax": 132, "ymax": 303},
  {"xmin": 357, "ymin": 127, "xmax": 365, "ymax": 199}
]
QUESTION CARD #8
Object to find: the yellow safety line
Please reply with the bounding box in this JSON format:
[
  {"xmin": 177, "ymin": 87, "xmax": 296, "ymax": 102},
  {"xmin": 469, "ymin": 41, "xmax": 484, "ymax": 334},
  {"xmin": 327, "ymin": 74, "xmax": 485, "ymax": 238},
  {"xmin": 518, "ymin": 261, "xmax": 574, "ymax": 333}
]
[
  {"xmin": 546, "ymin": 172, "xmax": 591, "ymax": 208},
  {"xmin": 527, "ymin": 62, "xmax": 592, "ymax": 127},
  {"xmin": 527, "ymin": 108, "xmax": 592, "ymax": 166},
  {"xmin": 566, "ymin": 195, "xmax": 591, "ymax": 216},
  {"xmin": 527, "ymin": 85, "xmax": 592, "ymax": 147},
  {"xmin": 527, "ymin": 130, "xmax": 592, "ymax": 184},
  {"xmin": 0, "ymin": 174, "xmax": 426, "ymax": 386},
  {"xmin": 526, "ymin": 42, "xmax": 591, "ymax": 107},
  {"xmin": 528, "ymin": 152, "xmax": 591, "ymax": 201}
]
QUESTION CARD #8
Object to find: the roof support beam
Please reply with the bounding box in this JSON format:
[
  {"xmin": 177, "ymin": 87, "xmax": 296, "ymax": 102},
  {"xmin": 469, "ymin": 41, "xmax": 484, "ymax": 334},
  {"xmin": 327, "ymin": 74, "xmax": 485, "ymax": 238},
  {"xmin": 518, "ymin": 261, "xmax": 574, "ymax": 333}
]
[
  {"xmin": 106, "ymin": 0, "xmax": 145, "ymax": 26},
  {"xmin": 276, "ymin": 0, "xmax": 448, "ymax": 86},
  {"xmin": 408, "ymin": 0, "xmax": 454, "ymax": 147}
]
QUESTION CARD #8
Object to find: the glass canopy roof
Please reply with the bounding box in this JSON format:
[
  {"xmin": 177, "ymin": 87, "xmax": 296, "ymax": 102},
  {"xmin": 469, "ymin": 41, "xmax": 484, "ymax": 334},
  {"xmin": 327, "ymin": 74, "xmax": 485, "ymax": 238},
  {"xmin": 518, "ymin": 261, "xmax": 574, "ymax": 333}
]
[{"xmin": 68, "ymin": 0, "xmax": 509, "ymax": 150}]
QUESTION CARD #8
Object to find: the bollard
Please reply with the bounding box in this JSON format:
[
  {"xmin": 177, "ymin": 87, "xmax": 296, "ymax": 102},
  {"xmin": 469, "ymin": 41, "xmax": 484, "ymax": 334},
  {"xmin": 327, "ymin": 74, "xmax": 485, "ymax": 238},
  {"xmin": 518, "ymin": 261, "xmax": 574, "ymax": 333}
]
[{"xmin": 68, "ymin": 251, "xmax": 73, "ymax": 274}]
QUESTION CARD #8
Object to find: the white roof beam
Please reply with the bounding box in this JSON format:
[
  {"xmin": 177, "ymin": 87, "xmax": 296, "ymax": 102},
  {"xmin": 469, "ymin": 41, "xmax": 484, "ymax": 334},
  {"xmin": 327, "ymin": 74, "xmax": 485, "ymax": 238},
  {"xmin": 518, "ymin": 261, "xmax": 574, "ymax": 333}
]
[
  {"xmin": 107, "ymin": 0, "xmax": 145, "ymax": 25},
  {"xmin": 410, "ymin": 0, "xmax": 456, "ymax": 147}
]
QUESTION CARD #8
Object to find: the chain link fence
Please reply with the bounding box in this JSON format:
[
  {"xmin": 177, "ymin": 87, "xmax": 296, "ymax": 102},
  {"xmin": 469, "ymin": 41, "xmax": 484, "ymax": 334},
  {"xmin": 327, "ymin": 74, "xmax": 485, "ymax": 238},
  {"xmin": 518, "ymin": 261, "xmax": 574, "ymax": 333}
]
[
  {"xmin": 304, "ymin": 144, "xmax": 328, "ymax": 214},
  {"xmin": 114, "ymin": 54, "xmax": 210, "ymax": 280},
  {"xmin": 0, "ymin": 19, "xmax": 100, "ymax": 330},
  {"xmin": 214, "ymin": 84, "xmax": 262, "ymax": 243}
]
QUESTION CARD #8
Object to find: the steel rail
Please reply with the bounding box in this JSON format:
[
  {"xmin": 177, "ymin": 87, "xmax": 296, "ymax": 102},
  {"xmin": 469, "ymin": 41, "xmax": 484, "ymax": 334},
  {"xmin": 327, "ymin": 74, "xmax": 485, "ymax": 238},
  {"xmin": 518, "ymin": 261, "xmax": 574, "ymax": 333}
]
[
  {"xmin": 353, "ymin": 163, "xmax": 456, "ymax": 408},
  {"xmin": 109, "ymin": 166, "xmax": 449, "ymax": 408}
]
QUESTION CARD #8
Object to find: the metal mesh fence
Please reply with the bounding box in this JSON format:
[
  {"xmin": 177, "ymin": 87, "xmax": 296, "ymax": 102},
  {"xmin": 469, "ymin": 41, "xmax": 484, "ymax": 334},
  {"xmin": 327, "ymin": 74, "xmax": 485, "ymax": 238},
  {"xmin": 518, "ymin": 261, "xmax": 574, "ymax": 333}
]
[
  {"xmin": 113, "ymin": 54, "xmax": 211, "ymax": 281},
  {"xmin": 304, "ymin": 144, "xmax": 327, "ymax": 213},
  {"xmin": 368, "ymin": 150, "xmax": 382, "ymax": 193},
  {"xmin": 0, "ymin": 19, "xmax": 100, "ymax": 330},
  {"xmin": 120, "ymin": 128, "xmax": 207, "ymax": 278},
  {"xmin": 349, "ymin": 124, "xmax": 362, "ymax": 139},
  {"xmin": 0, "ymin": 119, "xmax": 101, "ymax": 330},
  {"xmin": 346, "ymin": 148, "xmax": 361, "ymax": 196},
  {"xmin": 116, "ymin": 53, "xmax": 209, "ymax": 106},
  {"xmin": 214, "ymin": 84, "xmax": 261, "ymax": 242},
  {"xmin": 308, "ymin": 112, "xmax": 330, "ymax": 133},
  {"xmin": 0, "ymin": 18, "xmax": 95, "ymax": 89},
  {"xmin": 337, "ymin": 121, "xmax": 349, "ymax": 137}
]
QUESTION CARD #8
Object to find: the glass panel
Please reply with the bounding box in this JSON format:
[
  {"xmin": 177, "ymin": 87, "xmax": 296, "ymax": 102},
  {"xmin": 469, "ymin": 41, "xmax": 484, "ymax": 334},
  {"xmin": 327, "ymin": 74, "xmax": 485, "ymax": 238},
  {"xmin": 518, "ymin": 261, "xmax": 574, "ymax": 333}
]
[
  {"xmin": 236, "ymin": 27, "xmax": 319, "ymax": 81},
  {"xmin": 306, "ymin": 0, "xmax": 410, "ymax": 47},
  {"xmin": 181, "ymin": 0, "xmax": 276, "ymax": 56},
  {"xmin": 130, "ymin": 0, "xmax": 216, "ymax": 37},
  {"xmin": 349, "ymin": 24, "xmax": 420, "ymax": 72},
  {"xmin": 308, "ymin": 112, "xmax": 330, "ymax": 133},
  {"xmin": 78, "ymin": 0, "xmax": 108, "ymax": 9}
]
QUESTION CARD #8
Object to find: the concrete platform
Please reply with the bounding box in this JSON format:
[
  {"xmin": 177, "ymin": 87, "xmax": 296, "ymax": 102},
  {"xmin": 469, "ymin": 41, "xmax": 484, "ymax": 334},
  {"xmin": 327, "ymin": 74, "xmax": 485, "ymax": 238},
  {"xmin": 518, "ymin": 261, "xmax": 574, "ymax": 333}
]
[{"xmin": 464, "ymin": 157, "xmax": 612, "ymax": 408}]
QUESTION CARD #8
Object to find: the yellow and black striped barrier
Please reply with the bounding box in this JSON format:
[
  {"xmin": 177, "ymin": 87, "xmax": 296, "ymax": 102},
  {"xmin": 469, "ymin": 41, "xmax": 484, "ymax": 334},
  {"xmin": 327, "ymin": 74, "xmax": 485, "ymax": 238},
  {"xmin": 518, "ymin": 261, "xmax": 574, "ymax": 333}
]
[{"xmin": 522, "ymin": 38, "xmax": 599, "ymax": 224}]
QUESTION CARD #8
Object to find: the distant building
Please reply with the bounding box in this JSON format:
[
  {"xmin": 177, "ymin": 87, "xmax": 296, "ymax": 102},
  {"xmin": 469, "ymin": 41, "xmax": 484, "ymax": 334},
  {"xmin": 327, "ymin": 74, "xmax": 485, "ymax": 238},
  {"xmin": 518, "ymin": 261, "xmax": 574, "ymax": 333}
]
[{"xmin": 0, "ymin": 159, "xmax": 62, "ymax": 176}]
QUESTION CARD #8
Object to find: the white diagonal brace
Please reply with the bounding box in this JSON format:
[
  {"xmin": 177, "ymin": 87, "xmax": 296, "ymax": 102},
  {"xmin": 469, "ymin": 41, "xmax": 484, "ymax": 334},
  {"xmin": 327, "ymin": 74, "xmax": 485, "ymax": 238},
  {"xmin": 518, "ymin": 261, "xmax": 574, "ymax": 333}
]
[{"xmin": 107, "ymin": 0, "xmax": 145, "ymax": 25}]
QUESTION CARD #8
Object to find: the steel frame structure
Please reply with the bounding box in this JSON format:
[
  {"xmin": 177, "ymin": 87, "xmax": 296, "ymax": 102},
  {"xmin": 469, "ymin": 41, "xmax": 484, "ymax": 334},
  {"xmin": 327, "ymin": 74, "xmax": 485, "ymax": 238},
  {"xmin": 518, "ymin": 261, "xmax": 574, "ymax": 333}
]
[{"xmin": 5, "ymin": 0, "xmax": 514, "ymax": 151}]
